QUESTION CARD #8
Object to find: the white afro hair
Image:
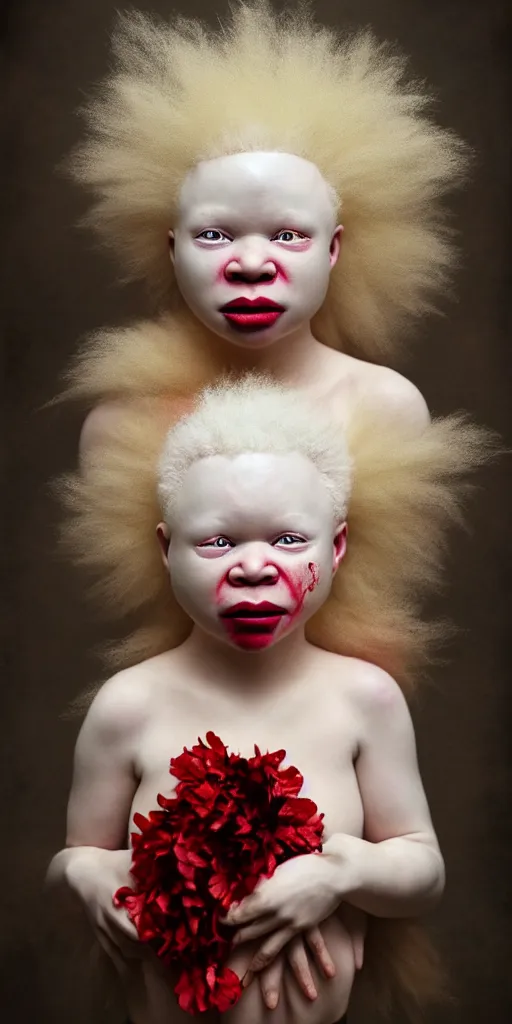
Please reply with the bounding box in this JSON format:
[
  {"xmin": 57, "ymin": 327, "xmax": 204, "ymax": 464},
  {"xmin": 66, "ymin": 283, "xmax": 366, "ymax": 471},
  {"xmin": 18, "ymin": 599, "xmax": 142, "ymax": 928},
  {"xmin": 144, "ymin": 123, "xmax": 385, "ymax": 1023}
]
[
  {"xmin": 157, "ymin": 374, "xmax": 352, "ymax": 523},
  {"xmin": 70, "ymin": 0, "xmax": 468, "ymax": 359}
]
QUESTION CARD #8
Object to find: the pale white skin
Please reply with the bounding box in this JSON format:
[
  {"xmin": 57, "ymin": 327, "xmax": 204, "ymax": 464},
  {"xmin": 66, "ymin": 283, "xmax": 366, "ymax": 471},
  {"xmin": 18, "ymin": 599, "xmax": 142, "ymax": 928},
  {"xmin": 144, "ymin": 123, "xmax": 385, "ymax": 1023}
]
[
  {"xmin": 80, "ymin": 152, "xmax": 430, "ymax": 459},
  {"xmin": 170, "ymin": 152, "xmax": 342, "ymax": 351},
  {"xmin": 48, "ymin": 453, "xmax": 444, "ymax": 1024}
]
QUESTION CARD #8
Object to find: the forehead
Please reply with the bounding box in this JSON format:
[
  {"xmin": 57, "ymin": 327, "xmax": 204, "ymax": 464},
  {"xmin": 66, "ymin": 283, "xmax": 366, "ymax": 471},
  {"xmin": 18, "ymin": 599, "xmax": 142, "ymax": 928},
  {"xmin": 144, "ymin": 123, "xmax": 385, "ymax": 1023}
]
[
  {"xmin": 178, "ymin": 151, "xmax": 337, "ymax": 225},
  {"xmin": 173, "ymin": 452, "xmax": 333, "ymax": 526}
]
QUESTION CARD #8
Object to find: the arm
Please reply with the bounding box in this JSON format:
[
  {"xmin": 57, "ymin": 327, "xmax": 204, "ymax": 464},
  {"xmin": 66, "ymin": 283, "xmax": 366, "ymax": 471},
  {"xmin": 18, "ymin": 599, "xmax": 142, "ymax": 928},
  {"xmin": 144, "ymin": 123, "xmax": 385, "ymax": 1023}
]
[
  {"xmin": 226, "ymin": 666, "xmax": 443, "ymax": 955},
  {"xmin": 324, "ymin": 666, "xmax": 444, "ymax": 917},
  {"xmin": 49, "ymin": 672, "xmax": 141, "ymax": 855},
  {"xmin": 46, "ymin": 672, "xmax": 146, "ymax": 958}
]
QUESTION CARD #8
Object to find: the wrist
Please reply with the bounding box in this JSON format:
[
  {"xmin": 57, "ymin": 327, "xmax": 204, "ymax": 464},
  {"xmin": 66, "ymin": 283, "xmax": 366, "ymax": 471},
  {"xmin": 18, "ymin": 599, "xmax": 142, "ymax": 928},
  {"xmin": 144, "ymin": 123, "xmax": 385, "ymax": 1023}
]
[
  {"xmin": 60, "ymin": 845, "xmax": 106, "ymax": 892},
  {"xmin": 321, "ymin": 833, "xmax": 372, "ymax": 901}
]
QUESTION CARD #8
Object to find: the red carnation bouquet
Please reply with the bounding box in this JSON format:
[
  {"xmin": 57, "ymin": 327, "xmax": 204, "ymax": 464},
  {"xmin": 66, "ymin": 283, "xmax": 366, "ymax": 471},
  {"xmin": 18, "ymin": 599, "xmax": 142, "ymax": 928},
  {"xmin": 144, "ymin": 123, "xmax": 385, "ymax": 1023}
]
[{"xmin": 114, "ymin": 731, "xmax": 324, "ymax": 1014}]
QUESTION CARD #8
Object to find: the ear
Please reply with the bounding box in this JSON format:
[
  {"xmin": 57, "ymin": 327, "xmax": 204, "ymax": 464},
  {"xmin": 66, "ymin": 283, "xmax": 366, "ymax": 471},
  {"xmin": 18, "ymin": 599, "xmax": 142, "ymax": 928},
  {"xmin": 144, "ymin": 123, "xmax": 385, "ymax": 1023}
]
[
  {"xmin": 332, "ymin": 522, "xmax": 347, "ymax": 574},
  {"xmin": 156, "ymin": 521, "xmax": 171, "ymax": 569},
  {"xmin": 168, "ymin": 230, "xmax": 175, "ymax": 265},
  {"xmin": 329, "ymin": 225, "xmax": 344, "ymax": 268}
]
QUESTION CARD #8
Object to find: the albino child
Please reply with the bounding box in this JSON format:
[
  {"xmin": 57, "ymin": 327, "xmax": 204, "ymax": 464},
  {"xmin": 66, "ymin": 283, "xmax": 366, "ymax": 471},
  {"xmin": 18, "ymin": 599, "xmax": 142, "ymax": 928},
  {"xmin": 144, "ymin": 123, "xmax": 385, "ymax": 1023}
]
[{"xmin": 48, "ymin": 378, "xmax": 444, "ymax": 1024}]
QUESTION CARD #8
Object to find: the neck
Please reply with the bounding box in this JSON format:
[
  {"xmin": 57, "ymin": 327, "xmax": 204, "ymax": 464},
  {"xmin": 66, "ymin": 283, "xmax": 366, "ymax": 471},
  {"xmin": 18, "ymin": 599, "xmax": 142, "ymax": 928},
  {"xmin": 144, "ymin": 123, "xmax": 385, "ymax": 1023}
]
[
  {"xmin": 213, "ymin": 322, "xmax": 327, "ymax": 387},
  {"xmin": 180, "ymin": 624, "xmax": 311, "ymax": 696}
]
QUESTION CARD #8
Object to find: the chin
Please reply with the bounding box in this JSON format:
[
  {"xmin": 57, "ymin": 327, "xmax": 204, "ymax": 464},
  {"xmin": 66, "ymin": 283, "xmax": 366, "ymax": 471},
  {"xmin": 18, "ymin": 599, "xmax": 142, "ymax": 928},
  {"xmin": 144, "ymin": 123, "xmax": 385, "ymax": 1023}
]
[
  {"xmin": 216, "ymin": 320, "xmax": 305, "ymax": 350},
  {"xmin": 229, "ymin": 635, "xmax": 278, "ymax": 652}
]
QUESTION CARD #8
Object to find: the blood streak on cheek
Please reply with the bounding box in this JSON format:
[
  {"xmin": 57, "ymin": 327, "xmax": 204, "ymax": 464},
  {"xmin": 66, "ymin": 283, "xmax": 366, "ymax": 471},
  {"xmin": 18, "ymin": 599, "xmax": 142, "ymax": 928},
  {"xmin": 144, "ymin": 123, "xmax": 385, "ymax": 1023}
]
[
  {"xmin": 307, "ymin": 562, "xmax": 319, "ymax": 592},
  {"xmin": 281, "ymin": 562, "xmax": 320, "ymax": 625},
  {"xmin": 215, "ymin": 562, "xmax": 320, "ymax": 649},
  {"xmin": 275, "ymin": 262, "xmax": 290, "ymax": 284},
  {"xmin": 215, "ymin": 569, "xmax": 231, "ymax": 603}
]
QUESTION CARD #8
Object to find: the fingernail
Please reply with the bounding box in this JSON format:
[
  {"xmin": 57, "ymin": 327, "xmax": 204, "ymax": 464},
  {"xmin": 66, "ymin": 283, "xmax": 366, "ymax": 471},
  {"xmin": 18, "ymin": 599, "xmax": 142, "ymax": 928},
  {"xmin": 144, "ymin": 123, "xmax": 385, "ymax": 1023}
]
[
  {"xmin": 242, "ymin": 971, "xmax": 253, "ymax": 989},
  {"xmin": 265, "ymin": 991, "xmax": 278, "ymax": 1009},
  {"xmin": 307, "ymin": 986, "xmax": 317, "ymax": 1000}
]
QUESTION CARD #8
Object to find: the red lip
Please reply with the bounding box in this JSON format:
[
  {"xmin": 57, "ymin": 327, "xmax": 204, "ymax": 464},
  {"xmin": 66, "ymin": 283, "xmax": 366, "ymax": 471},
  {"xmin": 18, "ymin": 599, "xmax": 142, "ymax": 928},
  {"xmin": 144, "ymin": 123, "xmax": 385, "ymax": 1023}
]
[
  {"xmin": 221, "ymin": 601, "xmax": 287, "ymax": 618},
  {"xmin": 220, "ymin": 297, "xmax": 285, "ymax": 312},
  {"xmin": 220, "ymin": 601, "xmax": 287, "ymax": 650},
  {"xmin": 220, "ymin": 297, "xmax": 285, "ymax": 332}
]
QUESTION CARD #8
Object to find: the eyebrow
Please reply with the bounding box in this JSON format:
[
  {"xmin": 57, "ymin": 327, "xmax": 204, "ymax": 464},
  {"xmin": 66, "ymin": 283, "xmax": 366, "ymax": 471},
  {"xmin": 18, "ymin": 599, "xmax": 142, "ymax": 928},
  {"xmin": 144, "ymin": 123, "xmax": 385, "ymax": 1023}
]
[{"xmin": 183, "ymin": 510, "xmax": 315, "ymax": 536}]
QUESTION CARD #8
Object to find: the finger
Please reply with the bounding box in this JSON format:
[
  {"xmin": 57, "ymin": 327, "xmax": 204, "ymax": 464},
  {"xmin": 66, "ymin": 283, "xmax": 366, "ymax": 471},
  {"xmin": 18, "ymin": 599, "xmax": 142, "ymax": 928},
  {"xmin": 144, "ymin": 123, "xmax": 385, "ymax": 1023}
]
[
  {"xmin": 224, "ymin": 893, "xmax": 265, "ymax": 927},
  {"xmin": 305, "ymin": 926, "xmax": 336, "ymax": 979},
  {"xmin": 249, "ymin": 927, "xmax": 294, "ymax": 973},
  {"xmin": 232, "ymin": 914, "xmax": 280, "ymax": 947},
  {"xmin": 259, "ymin": 955, "xmax": 284, "ymax": 1010},
  {"xmin": 287, "ymin": 936, "xmax": 317, "ymax": 1001}
]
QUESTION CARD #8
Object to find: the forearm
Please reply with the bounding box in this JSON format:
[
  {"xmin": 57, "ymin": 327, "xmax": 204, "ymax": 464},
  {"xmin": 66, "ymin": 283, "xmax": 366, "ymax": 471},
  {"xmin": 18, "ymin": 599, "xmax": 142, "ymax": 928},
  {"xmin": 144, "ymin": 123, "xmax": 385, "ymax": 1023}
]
[
  {"xmin": 323, "ymin": 832, "xmax": 445, "ymax": 918},
  {"xmin": 44, "ymin": 847, "xmax": 96, "ymax": 927},
  {"xmin": 46, "ymin": 844, "xmax": 119, "ymax": 892},
  {"xmin": 46, "ymin": 846, "xmax": 85, "ymax": 890}
]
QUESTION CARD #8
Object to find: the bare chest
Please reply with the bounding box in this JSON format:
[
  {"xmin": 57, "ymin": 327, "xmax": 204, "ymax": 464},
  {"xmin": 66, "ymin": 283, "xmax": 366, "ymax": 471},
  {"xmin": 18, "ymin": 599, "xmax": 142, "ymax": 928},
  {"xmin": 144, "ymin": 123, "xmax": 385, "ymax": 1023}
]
[{"xmin": 129, "ymin": 686, "xmax": 364, "ymax": 844}]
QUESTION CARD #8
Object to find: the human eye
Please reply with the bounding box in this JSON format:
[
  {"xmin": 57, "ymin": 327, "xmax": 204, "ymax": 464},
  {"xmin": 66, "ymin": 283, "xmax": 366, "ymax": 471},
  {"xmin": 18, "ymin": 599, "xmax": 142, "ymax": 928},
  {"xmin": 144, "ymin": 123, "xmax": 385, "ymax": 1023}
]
[
  {"xmin": 272, "ymin": 230, "xmax": 309, "ymax": 244},
  {"xmin": 273, "ymin": 533, "xmax": 307, "ymax": 547},
  {"xmin": 194, "ymin": 229, "xmax": 231, "ymax": 244},
  {"xmin": 197, "ymin": 536, "xmax": 233, "ymax": 550}
]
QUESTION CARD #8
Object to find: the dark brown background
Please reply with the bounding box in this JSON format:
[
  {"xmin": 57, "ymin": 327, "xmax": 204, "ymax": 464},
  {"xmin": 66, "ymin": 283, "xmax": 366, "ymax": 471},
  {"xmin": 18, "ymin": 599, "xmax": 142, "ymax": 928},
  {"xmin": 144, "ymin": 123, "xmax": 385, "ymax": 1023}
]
[{"xmin": 2, "ymin": 0, "xmax": 511, "ymax": 1021}]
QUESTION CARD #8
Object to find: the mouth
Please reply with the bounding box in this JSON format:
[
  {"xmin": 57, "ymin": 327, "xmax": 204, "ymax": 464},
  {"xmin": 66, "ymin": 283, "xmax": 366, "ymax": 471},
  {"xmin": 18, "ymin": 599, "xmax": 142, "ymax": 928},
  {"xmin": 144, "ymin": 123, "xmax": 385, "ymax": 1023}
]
[
  {"xmin": 220, "ymin": 297, "xmax": 285, "ymax": 332},
  {"xmin": 221, "ymin": 601, "xmax": 287, "ymax": 626},
  {"xmin": 220, "ymin": 602, "xmax": 288, "ymax": 648}
]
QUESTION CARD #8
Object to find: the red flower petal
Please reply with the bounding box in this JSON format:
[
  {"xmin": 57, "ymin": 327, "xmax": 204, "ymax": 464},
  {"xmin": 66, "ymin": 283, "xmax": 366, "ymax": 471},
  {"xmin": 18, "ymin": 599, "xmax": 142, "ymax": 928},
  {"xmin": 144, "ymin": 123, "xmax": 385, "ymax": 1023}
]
[{"xmin": 119, "ymin": 734, "xmax": 323, "ymax": 1014}]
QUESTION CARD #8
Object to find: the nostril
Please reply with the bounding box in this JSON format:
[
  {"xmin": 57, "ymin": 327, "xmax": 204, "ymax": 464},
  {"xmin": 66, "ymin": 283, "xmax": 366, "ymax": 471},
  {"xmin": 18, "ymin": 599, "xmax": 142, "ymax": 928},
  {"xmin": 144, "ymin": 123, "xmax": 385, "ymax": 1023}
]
[{"xmin": 226, "ymin": 269, "xmax": 276, "ymax": 283}]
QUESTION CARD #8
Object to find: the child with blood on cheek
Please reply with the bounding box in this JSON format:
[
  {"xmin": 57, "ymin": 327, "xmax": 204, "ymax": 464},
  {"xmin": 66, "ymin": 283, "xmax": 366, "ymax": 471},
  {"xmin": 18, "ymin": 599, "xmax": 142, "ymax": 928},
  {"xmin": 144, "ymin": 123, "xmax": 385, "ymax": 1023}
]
[{"xmin": 215, "ymin": 561, "xmax": 322, "ymax": 652}]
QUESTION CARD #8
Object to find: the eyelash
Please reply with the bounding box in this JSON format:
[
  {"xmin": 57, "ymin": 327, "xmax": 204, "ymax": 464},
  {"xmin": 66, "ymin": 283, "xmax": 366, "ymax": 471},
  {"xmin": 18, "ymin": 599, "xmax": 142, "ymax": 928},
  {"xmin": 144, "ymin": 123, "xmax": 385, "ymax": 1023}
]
[
  {"xmin": 195, "ymin": 229, "xmax": 309, "ymax": 244},
  {"xmin": 197, "ymin": 534, "xmax": 307, "ymax": 549}
]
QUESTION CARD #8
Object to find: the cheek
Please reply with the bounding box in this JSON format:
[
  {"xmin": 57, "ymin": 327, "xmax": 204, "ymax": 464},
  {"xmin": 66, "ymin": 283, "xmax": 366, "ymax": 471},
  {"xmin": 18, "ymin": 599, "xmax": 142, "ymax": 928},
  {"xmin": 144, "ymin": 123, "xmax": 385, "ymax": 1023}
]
[
  {"xmin": 175, "ymin": 249, "xmax": 217, "ymax": 292},
  {"xmin": 280, "ymin": 561, "xmax": 322, "ymax": 621},
  {"xmin": 169, "ymin": 551, "xmax": 214, "ymax": 605},
  {"xmin": 290, "ymin": 256, "xmax": 331, "ymax": 303},
  {"xmin": 287, "ymin": 551, "xmax": 333, "ymax": 613},
  {"xmin": 216, "ymin": 258, "xmax": 233, "ymax": 284}
]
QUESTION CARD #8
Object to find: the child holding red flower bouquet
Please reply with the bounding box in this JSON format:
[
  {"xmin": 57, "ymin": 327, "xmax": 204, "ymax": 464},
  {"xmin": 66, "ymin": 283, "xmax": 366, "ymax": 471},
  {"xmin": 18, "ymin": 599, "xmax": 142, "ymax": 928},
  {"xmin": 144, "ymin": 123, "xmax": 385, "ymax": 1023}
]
[{"xmin": 48, "ymin": 377, "xmax": 445, "ymax": 1024}]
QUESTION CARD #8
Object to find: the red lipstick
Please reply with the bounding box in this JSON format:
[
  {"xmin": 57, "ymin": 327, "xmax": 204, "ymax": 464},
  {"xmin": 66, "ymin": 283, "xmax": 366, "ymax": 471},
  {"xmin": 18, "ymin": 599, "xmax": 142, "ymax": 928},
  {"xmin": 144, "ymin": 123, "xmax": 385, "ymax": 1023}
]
[
  {"xmin": 220, "ymin": 601, "xmax": 287, "ymax": 649},
  {"xmin": 220, "ymin": 297, "xmax": 285, "ymax": 332},
  {"xmin": 222, "ymin": 600, "xmax": 287, "ymax": 623}
]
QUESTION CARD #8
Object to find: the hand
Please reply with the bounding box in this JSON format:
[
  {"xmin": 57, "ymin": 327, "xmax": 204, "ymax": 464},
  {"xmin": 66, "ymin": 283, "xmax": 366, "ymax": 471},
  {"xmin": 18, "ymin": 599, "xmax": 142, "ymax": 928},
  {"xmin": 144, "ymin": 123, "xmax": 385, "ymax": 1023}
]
[
  {"xmin": 66, "ymin": 847, "xmax": 144, "ymax": 972},
  {"xmin": 246, "ymin": 927, "xmax": 336, "ymax": 1009},
  {"xmin": 224, "ymin": 853, "xmax": 345, "ymax": 970}
]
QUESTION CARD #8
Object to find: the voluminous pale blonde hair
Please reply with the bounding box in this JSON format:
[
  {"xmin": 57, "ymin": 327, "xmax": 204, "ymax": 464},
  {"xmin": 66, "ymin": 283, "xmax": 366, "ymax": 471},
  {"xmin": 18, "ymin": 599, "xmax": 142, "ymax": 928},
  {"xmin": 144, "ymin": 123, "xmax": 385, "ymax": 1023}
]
[
  {"xmin": 70, "ymin": 0, "xmax": 467, "ymax": 359},
  {"xmin": 157, "ymin": 375, "xmax": 352, "ymax": 524},
  {"xmin": 58, "ymin": 387, "xmax": 494, "ymax": 1020}
]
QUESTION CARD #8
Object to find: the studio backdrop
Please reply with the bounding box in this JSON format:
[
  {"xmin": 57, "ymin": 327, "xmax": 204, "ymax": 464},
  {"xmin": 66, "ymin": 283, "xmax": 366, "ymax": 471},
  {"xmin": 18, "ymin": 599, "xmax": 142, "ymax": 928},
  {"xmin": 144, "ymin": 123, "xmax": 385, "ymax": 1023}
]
[{"xmin": 2, "ymin": 1, "xmax": 511, "ymax": 1021}]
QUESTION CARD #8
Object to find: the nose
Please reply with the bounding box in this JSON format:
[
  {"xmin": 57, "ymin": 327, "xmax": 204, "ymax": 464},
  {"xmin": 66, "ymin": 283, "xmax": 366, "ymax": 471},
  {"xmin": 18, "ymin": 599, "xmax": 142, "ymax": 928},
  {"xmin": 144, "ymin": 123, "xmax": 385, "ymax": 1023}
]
[
  {"xmin": 228, "ymin": 554, "xmax": 279, "ymax": 587},
  {"xmin": 224, "ymin": 240, "xmax": 277, "ymax": 284}
]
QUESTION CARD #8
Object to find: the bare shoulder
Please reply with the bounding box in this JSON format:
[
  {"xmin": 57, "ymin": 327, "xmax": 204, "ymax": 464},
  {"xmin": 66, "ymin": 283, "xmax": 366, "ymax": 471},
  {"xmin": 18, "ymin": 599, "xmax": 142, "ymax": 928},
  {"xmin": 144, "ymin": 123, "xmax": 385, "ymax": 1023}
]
[
  {"xmin": 327, "ymin": 653, "xmax": 411, "ymax": 723},
  {"xmin": 358, "ymin": 362, "xmax": 431, "ymax": 435},
  {"xmin": 79, "ymin": 399, "xmax": 132, "ymax": 463},
  {"xmin": 325, "ymin": 349, "xmax": 430, "ymax": 436},
  {"xmin": 81, "ymin": 651, "xmax": 176, "ymax": 744},
  {"xmin": 79, "ymin": 394, "xmax": 194, "ymax": 464}
]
